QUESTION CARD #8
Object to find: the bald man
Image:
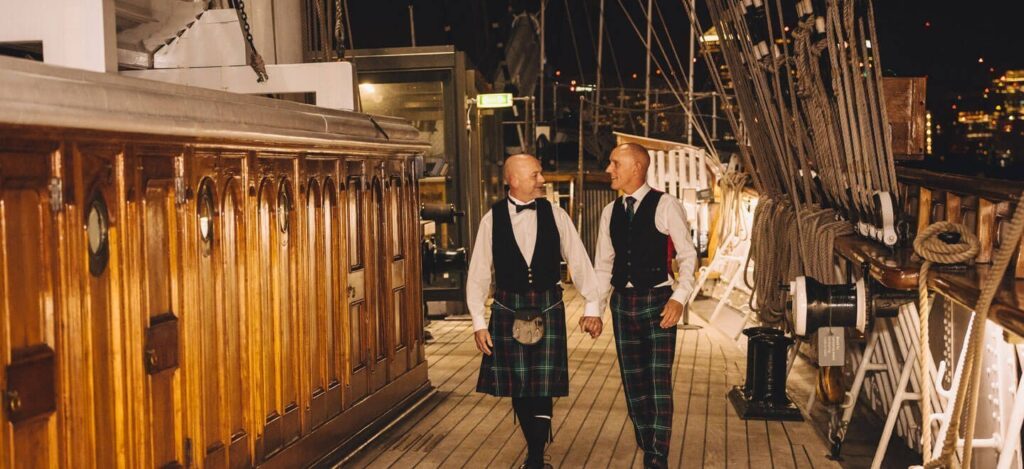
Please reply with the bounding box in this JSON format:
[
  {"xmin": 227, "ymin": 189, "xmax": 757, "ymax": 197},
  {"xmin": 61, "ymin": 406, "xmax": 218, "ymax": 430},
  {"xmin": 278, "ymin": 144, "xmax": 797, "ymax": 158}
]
[
  {"xmin": 466, "ymin": 154, "xmax": 603, "ymax": 469},
  {"xmin": 592, "ymin": 143, "xmax": 697, "ymax": 469}
]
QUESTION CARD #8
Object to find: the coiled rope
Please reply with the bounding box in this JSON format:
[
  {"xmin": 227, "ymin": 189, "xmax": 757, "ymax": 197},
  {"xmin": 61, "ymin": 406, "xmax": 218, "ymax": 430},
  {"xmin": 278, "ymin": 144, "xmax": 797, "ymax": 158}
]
[
  {"xmin": 923, "ymin": 194, "xmax": 1024, "ymax": 468},
  {"xmin": 748, "ymin": 196, "xmax": 801, "ymax": 327},
  {"xmin": 913, "ymin": 222, "xmax": 980, "ymax": 460}
]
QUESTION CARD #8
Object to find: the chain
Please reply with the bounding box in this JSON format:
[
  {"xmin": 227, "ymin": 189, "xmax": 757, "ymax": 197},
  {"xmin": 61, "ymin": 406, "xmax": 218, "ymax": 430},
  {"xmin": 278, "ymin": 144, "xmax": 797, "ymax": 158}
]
[
  {"xmin": 827, "ymin": 406, "xmax": 848, "ymax": 460},
  {"xmin": 233, "ymin": 0, "xmax": 269, "ymax": 82},
  {"xmin": 334, "ymin": 0, "xmax": 346, "ymax": 57}
]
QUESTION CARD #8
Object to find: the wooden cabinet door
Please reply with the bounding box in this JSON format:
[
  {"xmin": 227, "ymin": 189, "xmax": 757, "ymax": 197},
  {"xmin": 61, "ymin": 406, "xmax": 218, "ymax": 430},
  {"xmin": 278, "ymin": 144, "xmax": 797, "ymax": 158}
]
[
  {"xmin": 368, "ymin": 175, "xmax": 389, "ymax": 391},
  {"xmin": 344, "ymin": 167, "xmax": 370, "ymax": 405},
  {"xmin": 77, "ymin": 144, "xmax": 133, "ymax": 468},
  {"xmin": 385, "ymin": 172, "xmax": 410, "ymax": 378},
  {"xmin": 0, "ymin": 146, "xmax": 61, "ymax": 468},
  {"xmin": 318, "ymin": 169, "xmax": 344, "ymax": 421},
  {"xmin": 253, "ymin": 157, "xmax": 301, "ymax": 461},
  {"xmin": 299, "ymin": 156, "xmax": 343, "ymax": 431},
  {"xmin": 182, "ymin": 153, "xmax": 252, "ymax": 469},
  {"xmin": 132, "ymin": 151, "xmax": 185, "ymax": 469}
]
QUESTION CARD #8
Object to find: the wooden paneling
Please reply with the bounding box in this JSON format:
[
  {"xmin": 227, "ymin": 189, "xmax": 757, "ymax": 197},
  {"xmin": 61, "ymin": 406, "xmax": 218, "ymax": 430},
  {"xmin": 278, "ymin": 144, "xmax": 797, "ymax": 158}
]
[
  {"xmin": 0, "ymin": 146, "xmax": 61, "ymax": 468},
  {"xmin": 0, "ymin": 133, "xmax": 427, "ymax": 469},
  {"xmin": 0, "ymin": 58, "xmax": 431, "ymax": 469}
]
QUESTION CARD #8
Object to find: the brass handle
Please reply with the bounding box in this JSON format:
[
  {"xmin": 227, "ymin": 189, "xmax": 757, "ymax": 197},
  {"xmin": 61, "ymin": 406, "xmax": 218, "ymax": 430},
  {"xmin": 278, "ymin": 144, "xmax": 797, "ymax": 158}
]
[
  {"xmin": 6, "ymin": 390, "xmax": 21, "ymax": 414},
  {"xmin": 145, "ymin": 349, "xmax": 158, "ymax": 370},
  {"xmin": 348, "ymin": 286, "xmax": 356, "ymax": 298}
]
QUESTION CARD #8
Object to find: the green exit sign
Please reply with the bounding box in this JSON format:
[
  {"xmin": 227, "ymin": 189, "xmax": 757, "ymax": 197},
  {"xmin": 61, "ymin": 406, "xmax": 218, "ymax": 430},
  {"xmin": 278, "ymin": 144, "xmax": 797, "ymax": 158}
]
[{"xmin": 477, "ymin": 93, "xmax": 514, "ymax": 108}]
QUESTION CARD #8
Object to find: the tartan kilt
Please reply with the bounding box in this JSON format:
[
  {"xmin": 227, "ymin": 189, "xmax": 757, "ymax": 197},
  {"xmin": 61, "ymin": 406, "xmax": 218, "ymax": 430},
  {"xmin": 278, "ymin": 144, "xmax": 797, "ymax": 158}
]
[
  {"xmin": 610, "ymin": 286, "xmax": 677, "ymax": 458},
  {"xmin": 476, "ymin": 286, "xmax": 569, "ymax": 397}
]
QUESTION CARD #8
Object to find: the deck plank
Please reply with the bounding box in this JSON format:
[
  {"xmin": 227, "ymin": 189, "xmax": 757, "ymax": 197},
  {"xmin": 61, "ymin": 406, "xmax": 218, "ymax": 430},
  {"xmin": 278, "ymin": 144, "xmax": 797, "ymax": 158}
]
[
  {"xmin": 680, "ymin": 331, "xmax": 712, "ymax": 468},
  {"xmin": 724, "ymin": 358, "xmax": 750, "ymax": 469},
  {"xmin": 667, "ymin": 329, "xmax": 699, "ymax": 468},
  {"xmin": 342, "ymin": 288, "xmax": 845, "ymax": 469},
  {"xmin": 702, "ymin": 342, "xmax": 732, "ymax": 469}
]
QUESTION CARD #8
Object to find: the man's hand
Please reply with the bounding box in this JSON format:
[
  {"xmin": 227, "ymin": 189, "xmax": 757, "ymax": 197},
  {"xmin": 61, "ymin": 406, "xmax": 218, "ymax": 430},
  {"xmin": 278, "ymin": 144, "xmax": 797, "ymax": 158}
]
[
  {"xmin": 475, "ymin": 330, "xmax": 494, "ymax": 355},
  {"xmin": 659, "ymin": 299, "xmax": 685, "ymax": 329},
  {"xmin": 579, "ymin": 316, "xmax": 603, "ymax": 338}
]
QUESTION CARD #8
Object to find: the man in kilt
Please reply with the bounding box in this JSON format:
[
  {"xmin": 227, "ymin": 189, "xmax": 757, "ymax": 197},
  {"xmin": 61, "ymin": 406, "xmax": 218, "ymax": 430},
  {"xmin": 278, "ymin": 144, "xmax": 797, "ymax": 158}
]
[
  {"xmin": 590, "ymin": 143, "xmax": 697, "ymax": 469},
  {"xmin": 466, "ymin": 154, "xmax": 603, "ymax": 469}
]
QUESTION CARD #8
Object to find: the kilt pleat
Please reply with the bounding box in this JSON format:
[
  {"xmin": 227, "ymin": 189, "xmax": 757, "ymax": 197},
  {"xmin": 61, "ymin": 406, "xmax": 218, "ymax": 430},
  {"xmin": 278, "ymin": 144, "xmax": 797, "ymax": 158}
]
[{"xmin": 476, "ymin": 287, "xmax": 569, "ymax": 397}]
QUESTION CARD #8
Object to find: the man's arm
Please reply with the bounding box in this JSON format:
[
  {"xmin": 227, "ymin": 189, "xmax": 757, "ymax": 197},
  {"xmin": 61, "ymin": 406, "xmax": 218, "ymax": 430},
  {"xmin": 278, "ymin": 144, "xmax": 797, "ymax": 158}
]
[
  {"xmin": 553, "ymin": 206, "xmax": 602, "ymax": 319},
  {"xmin": 580, "ymin": 203, "xmax": 616, "ymax": 337},
  {"xmin": 658, "ymin": 196, "xmax": 698, "ymax": 327},
  {"xmin": 466, "ymin": 211, "xmax": 495, "ymax": 332},
  {"xmin": 592, "ymin": 203, "xmax": 616, "ymax": 310}
]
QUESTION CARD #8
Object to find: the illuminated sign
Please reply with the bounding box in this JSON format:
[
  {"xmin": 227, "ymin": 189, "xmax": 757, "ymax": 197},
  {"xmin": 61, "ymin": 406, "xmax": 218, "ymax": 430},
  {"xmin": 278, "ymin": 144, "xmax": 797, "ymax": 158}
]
[{"xmin": 477, "ymin": 93, "xmax": 514, "ymax": 108}]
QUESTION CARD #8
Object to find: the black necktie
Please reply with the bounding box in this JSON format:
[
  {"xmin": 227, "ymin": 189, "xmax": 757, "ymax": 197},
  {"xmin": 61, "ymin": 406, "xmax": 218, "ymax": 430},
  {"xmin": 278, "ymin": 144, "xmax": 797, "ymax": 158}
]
[
  {"xmin": 625, "ymin": 196, "xmax": 636, "ymax": 222},
  {"xmin": 515, "ymin": 201, "xmax": 537, "ymax": 213}
]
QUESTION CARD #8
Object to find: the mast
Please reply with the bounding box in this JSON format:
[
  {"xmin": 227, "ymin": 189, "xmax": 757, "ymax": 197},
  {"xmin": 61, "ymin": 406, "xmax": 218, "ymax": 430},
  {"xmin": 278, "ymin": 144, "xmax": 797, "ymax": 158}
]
[
  {"xmin": 686, "ymin": 0, "xmax": 695, "ymax": 144},
  {"xmin": 593, "ymin": 0, "xmax": 605, "ymax": 135},
  {"xmin": 644, "ymin": 0, "xmax": 652, "ymax": 137},
  {"xmin": 539, "ymin": 0, "xmax": 546, "ymax": 123}
]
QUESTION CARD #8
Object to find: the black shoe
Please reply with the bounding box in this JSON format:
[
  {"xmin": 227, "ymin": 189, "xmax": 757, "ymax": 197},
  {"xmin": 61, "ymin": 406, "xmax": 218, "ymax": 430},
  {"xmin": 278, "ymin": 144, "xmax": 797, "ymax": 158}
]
[
  {"xmin": 519, "ymin": 455, "xmax": 553, "ymax": 469},
  {"xmin": 643, "ymin": 453, "xmax": 668, "ymax": 469}
]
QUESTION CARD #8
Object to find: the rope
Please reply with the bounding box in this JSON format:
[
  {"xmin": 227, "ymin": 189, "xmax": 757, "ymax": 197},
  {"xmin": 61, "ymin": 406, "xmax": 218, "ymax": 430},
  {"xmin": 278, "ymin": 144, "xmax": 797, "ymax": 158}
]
[
  {"xmin": 748, "ymin": 196, "xmax": 800, "ymax": 327},
  {"xmin": 923, "ymin": 194, "xmax": 1024, "ymax": 468},
  {"xmin": 913, "ymin": 222, "xmax": 980, "ymax": 460},
  {"xmin": 718, "ymin": 171, "xmax": 751, "ymax": 240}
]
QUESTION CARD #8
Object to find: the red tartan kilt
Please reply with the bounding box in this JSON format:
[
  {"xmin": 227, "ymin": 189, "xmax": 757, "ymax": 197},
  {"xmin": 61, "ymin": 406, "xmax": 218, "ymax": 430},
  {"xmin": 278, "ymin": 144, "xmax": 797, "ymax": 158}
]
[{"xmin": 476, "ymin": 287, "xmax": 569, "ymax": 397}]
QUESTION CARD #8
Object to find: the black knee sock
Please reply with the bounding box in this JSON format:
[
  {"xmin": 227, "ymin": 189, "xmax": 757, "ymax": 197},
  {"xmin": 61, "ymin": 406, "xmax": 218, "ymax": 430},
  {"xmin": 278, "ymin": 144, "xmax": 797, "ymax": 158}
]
[{"xmin": 512, "ymin": 397, "xmax": 552, "ymax": 465}]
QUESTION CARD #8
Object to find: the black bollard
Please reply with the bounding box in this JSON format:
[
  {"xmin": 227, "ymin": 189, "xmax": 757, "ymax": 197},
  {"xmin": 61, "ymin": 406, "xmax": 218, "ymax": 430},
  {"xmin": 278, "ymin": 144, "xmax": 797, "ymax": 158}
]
[
  {"xmin": 728, "ymin": 329, "xmax": 804, "ymax": 421},
  {"xmin": 741, "ymin": 327, "xmax": 782, "ymax": 397},
  {"xmin": 764, "ymin": 334, "xmax": 795, "ymax": 405}
]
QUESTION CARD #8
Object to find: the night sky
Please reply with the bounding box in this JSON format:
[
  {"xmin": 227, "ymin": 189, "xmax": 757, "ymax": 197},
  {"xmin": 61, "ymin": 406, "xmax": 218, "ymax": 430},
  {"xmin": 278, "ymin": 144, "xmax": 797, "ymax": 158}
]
[{"xmin": 349, "ymin": 0, "xmax": 1024, "ymax": 127}]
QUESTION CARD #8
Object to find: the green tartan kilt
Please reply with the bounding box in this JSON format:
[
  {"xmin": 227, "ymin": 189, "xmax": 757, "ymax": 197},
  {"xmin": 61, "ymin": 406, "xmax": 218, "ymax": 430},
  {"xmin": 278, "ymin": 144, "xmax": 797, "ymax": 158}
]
[{"xmin": 476, "ymin": 287, "xmax": 569, "ymax": 397}]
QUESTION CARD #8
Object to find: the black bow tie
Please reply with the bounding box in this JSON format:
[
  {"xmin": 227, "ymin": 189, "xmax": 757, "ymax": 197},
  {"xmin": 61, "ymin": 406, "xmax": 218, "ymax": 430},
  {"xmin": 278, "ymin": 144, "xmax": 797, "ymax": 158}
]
[{"xmin": 514, "ymin": 201, "xmax": 537, "ymax": 213}]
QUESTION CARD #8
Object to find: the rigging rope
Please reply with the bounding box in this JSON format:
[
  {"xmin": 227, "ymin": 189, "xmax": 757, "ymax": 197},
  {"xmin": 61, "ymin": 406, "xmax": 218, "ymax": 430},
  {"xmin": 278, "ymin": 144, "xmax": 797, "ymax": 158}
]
[
  {"xmin": 913, "ymin": 222, "xmax": 980, "ymax": 461},
  {"xmin": 614, "ymin": 0, "xmax": 721, "ymax": 160},
  {"xmin": 562, "ymin": 0, "xmax": 587, "ymax": 82},
  {"xmin": 922, "ymin": 195, "xmax": 1024, "ymax": 468}
]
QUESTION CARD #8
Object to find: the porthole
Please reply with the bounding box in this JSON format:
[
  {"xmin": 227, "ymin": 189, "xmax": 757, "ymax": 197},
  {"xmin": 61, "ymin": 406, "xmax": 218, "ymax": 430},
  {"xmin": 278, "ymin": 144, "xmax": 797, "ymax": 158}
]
[
  {"xmin": 277, "ymin": 179, "xmax": 291, "ymax": 234},
  {"xmin": 197, "ymin": 179, "xmax": 215, "ymax": 256},
  {"xmin": 85, "ymin": 193, "xmax": 110, "ymax": 276}
]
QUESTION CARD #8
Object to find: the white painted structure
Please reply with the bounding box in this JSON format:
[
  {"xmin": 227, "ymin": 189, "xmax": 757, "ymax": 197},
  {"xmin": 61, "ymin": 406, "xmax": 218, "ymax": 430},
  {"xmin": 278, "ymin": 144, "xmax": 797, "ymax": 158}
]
[
  {"xmin": 645, "ymin": 145, "xmax": 724, "ymax": 254},
  {"xmin": 123, "ymin": 62, "xmax": 357, "ymax": 111},
  {"xmin": 0, "ymin": 0, "xmax": 118, "ymax": 72},
  {"xmin": 122, "ymin": 8, "xmax": 356, "ymax": 111}
]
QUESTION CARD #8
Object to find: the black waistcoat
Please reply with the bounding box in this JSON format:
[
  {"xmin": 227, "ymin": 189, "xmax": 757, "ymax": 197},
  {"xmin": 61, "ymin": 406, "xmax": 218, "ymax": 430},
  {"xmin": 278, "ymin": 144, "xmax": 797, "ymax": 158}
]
[
  {"xmin": 610, "ymin": 190, "xmax": 675, "ymax": 289},
  {"xmin": 492, "ymin": 198, "xmax": 562, "ymax": 293}
]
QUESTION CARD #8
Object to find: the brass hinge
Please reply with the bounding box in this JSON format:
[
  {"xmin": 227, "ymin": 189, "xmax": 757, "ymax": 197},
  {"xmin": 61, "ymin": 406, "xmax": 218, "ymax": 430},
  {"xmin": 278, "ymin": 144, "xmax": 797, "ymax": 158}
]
[
  {"xmin": 48, "ymin": 177, "xmax": 63, "ymax": 213},
  {"xmin": 174, "ymin": 156, "xmax": 186, "ymax": 206}
]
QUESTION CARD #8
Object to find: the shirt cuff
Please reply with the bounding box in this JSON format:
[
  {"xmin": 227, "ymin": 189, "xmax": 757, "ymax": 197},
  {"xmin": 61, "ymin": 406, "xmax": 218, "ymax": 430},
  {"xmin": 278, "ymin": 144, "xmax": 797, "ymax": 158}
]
[
  {"xmin": 669, "ymin": 286, "xmax": 691, "ymax": 306},
  {"xmin": 472, "ymin": 314, "xmax": 488, "ymax": 332},
  {"xmin": 583, "ymin": 301, "xmax": 603, "ymax": 318}
]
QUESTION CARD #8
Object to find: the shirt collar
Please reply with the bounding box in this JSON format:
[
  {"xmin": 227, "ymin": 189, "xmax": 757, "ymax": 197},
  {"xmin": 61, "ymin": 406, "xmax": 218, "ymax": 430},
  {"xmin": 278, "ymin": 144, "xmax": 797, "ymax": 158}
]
[
  {"xmin": 623, "ymin": 184, "xmax": 652, "ymax": 204},
  {"xmin": 508, "ymin": 194, "xmax": 535, "ymax": 209}
]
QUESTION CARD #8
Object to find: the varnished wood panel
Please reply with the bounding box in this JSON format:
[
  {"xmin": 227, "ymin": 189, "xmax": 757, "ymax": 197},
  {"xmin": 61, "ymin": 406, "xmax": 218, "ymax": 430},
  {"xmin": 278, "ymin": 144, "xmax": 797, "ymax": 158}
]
[{"xmin": 0, "ymin": 132, "xmax": 426, "ymax": 469}]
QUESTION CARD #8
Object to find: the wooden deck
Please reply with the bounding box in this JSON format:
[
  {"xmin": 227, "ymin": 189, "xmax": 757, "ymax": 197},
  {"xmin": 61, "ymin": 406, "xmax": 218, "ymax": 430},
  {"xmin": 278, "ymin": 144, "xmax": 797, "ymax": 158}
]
[{"xmin": 342, "ymin": 287, "xmax": 842, "ymax": 469}]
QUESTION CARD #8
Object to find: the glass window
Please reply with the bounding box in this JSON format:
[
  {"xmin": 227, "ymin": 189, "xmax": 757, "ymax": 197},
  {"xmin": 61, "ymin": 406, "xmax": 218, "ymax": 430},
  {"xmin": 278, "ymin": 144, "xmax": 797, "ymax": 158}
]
[{"xmin": 359, "ymin": 81, "xmax": 446, "ymax": 161}]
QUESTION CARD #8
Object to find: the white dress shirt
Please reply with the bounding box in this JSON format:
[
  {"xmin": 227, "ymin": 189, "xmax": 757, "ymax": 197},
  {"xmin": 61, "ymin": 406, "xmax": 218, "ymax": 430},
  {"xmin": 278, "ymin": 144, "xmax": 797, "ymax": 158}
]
[
  {"xmin": 594, "ymin": 184, "xmax": 698, "ymax": 308},
  {"xmin": 466, "ymin": 195, "xmax": 603, "ymax": 331}
]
